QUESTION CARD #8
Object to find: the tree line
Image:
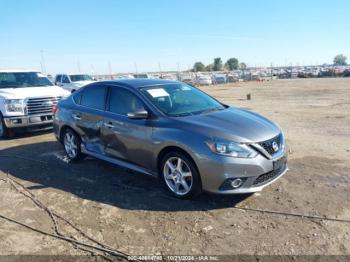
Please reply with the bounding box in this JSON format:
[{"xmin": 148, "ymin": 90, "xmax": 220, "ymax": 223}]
[
  {"xmin": 193, "ymin": 57, "xmax": 247, "ymax": 72},
  {"xmin": 193, "ymin": 54, "xmax": 348, "ymax": 72},
  {"xmin": 333, "ymin": 54, "xmax": 347, "ymax": 66}
]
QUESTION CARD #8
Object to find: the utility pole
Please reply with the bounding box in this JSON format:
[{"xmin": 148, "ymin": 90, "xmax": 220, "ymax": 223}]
[
  {"xmin": 108, "ymin": 61, "xmax": 112, "ymax": 76},
  {"xmin": 77, "ymin": 60, "xmax": 81, "ymax": 73},
  {"xmin": 270, "ymin": 62, "xmax": 273, "ymax": 81},
  {"xmin": 40, "ymin": 50, "xmax": 46, "ymax": 74},
  {"xmin": 134, "ymin": 62, "xmax": 138, "ymax": 74},
  {"xmin": 90, "ymin": 65, "xmax": 95, "ymax": 76}
]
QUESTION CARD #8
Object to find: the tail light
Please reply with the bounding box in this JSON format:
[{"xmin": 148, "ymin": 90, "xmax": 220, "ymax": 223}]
[{"xmin": 53, "ymin": 104, "xmax": 58, "ymax": 114}]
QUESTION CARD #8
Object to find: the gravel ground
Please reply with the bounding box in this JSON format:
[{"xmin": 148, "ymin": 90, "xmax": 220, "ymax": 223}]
[{"xmin": 0, "ymin": 78, "xmax": 349, "ymax": 259}]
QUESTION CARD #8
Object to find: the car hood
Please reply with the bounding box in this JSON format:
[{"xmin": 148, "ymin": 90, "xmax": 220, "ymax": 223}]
[
  {"xmin": 0, "ymin": 86, "xmax": 70, "ymax": 99},
  {"xmin": 177, "ymin": 107, "xmax": 281, "ymax": 143}
]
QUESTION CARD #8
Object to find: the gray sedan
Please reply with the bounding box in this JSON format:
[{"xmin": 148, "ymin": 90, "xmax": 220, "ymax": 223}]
[{"xmin": 53, "ymin": 79, "xmax": 288, "ymax": 198}]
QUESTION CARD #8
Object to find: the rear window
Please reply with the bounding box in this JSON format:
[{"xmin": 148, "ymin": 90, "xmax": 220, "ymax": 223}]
[
  {"xmin": 80, "ymin": 85, "xmax": 106, "ymax": 110},
  {"xmin": 73, "ymin": 91, "xmax": 82, "ymax": 104}
]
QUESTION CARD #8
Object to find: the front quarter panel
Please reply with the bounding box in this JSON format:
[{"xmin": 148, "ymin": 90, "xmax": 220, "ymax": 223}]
[{"xmin": 150, "ymin": 119, "xmax": 212, "ymax": 173}]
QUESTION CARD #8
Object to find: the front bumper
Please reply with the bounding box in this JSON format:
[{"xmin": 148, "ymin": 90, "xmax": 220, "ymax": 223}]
[
  {"xmin": 197, "ymin": 150, "xmax": 288, "ymax": 194},
  {"xmin": 4, "ymin": 114, "xmax": 54, "ymax": 128}
]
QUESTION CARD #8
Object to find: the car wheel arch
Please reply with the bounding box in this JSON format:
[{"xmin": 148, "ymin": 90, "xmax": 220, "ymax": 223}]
[
  {"xmin": 157, "ymin": 146, "xmax": 202, "ymax": 182},
  {"xmin": 59, "ymin": 125, "xmax": 79, "ymax": 142}
]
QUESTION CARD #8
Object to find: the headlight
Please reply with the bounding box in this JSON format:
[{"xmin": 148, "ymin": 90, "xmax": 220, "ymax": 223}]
[
  {"xmin": 207, "ymin": 141, "xmax": 258, "ymax": 158},
  {"xmin": 5, "ymin": 99, "xmax": 24, "ymax": 113}
]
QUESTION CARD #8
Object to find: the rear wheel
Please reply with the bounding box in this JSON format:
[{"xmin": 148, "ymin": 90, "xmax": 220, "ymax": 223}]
[
  {"xmin": 160, "ymin": 151, "xmax": 202, "ymax": 199},
  {"xmin": 63, "ymin": 128, "xmax": 84, "ymax": 161}
]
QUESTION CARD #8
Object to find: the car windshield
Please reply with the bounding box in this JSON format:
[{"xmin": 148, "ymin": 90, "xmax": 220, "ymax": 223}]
[
  {"xmin": 0, "ymin": 72, "xmax": 53, "ymax": 89},
  {"xmin": 69, "ymin": 74, "xmax": 93, "ymax": 82},
  {"xmin": 141, "ymin": 83, "xmax": 225, "ymax": 116},
  {"xmin": 134, "ymin": 74, "xmax": 149, "ymax": 79}
]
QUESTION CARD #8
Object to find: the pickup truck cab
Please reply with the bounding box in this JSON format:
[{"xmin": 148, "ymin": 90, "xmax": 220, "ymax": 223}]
[
  {"xmin": 0, "ymin": 70, "xmax": 70, "ymax": 138},
  {"xmin": 55, "ymin": 74, "xmax": 95, "ymax": 92}
]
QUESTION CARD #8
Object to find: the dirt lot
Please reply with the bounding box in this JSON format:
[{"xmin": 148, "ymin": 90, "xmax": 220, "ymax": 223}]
[{"xmin": 0, "ymin": 78, "xmax": 349, "ymax": 259}]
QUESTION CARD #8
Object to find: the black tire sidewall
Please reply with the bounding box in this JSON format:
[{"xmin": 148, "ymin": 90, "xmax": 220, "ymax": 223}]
[
  {"xmin": 0, "ymin": 114, "xmax": 9, "ymax": 139},
  {"xmin": 160, "ymin": 151, "xmax": 202, "ymax": 199}
]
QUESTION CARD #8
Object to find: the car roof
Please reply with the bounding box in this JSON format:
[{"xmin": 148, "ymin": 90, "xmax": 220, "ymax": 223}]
[{"xmin": 100, "ymin": 79, "xmax": 179, "ymax": 89}]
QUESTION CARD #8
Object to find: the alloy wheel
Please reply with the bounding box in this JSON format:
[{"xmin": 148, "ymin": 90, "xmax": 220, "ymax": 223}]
[
  {"xmin": 64, "ymin": 132, "xmax": 78, "ymax": 159},
  {"xmin": 163, "ymin": 157, "xmax": 193, "ymax": 196}
]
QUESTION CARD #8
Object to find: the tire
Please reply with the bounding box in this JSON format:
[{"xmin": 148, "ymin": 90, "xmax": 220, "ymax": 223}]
[
  {"xmin": 160, "ymin": 151, "xmax": 202, "ymax": 199},
  {"xmin": 0, "ymin": 114, "xmax": 10, "ymax": 139},
  {"xmin": 62, "ymin": 128, "xmax": 84, "ymax": 162}
]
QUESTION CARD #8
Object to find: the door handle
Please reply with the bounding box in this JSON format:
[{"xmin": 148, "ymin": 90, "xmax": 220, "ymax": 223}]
[
  {"xmin": 104, "ymin": 122, "xmax": 114, "ymax": 128},
  {"xmin": 72, "ymin": 114, "xmax": 81, "ymax": 120}
]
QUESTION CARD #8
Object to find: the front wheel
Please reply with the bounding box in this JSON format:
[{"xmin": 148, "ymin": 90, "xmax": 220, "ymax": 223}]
[
  {"xmin": 160, "ymin": 152, "xmax": 202, "ymax": 199},
  {"xmin": 63, "ymin": 128, "xmax": 84, "ymax": 161},
  {"xmin": 0, "ymin": 115, "xmax": 10, "ymax": 139}
]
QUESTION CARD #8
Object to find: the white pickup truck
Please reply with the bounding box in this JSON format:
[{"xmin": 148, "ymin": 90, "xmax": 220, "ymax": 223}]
[
  {"xmin": 0, "ymin": 70, "xmax": 70, "ymax": 138},
  {"xmin": 54, "ymin": 73, "xmax": 95, "ymax": 92}
]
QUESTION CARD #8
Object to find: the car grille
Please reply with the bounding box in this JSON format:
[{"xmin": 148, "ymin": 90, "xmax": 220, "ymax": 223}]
[
  {"xmin": 258, "ymin": 134, "xmax": 282, "ymax": 155},
  {"xmin": 253, "ymin": 162, "xmax": 286, "ymax": 186},
  {"xmin": 26, "ymin": 97, "xmax": 62, "ymax": 115}
]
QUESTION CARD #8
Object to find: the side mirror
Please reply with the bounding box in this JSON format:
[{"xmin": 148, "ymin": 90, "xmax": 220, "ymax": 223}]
[{"xmin": 127, "ymin": 110, "xmax": 148, "ymax": 119}]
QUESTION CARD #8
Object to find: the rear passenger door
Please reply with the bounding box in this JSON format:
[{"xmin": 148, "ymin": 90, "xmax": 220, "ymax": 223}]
[
  {"xmin": 101, "ymin": 86, "xmax": 154, "ymax": 170},
  {"xmin": 72, "ymin": 84, "xmax": 107, "ymax": 154}
]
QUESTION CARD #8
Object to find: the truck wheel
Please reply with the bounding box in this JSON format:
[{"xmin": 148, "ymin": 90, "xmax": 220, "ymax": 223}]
[{"xmin": 0, "ymin": 115, "xmax": 9, "ymax": 139}]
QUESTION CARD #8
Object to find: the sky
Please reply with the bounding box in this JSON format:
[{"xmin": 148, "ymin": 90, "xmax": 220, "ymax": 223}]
[{"xmin": 0, "ymin": 0, "xmax": 349, "ymax": 74}]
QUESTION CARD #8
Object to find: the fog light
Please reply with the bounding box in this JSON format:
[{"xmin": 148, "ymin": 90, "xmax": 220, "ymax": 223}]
[
  {"xmin": 12, "ymin": 119, "xmax": 22, "ymax": 124},
  {"xmin": 231, "ymin": 178, "xmax": 243, "ymax": 188}
]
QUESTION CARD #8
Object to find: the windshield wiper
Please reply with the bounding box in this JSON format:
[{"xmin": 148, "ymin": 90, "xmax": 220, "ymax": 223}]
[{"xmin": 171, "ymin": 112, "xmax": 194, "ymax": 117}]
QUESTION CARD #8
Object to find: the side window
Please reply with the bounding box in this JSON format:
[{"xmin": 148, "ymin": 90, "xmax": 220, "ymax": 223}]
[
  {"xmin": 73, "ymin": 91, "xmax": 82, "ymax": 104},
  {"xmin": 80, "ymin": 85, "xmax": 107, "ymax": 110},
  {"xmin": 55, "ymin": 75, "xmax": 61, "ymax": 82},
  {"xmin": 108, "ymin": 87, "xmax": 145, "ymax": 115},
  {"xmin": 62, "ymin": 75, "xmax": 70, "ymax": 83}
]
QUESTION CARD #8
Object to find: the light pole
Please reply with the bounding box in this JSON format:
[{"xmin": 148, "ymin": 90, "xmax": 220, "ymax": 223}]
[{"xmin": 40, "ymin": 50, "xmax": 46, "ymax": 74}]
